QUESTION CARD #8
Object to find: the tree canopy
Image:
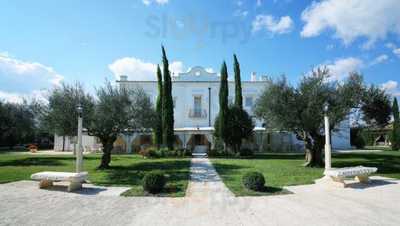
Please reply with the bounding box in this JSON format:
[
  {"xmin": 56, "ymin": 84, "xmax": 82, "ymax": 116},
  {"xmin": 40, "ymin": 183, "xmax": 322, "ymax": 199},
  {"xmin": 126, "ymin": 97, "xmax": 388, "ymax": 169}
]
[
  {"xmin": 161, "ymin": 46, "xmax": 174, "ymax": 150},
  {"xmin": 154, "ymin": 64, "xmax": 163, "ymax": 148},
  {"xmin": 361, "ymin": 85, "xmax": 392, "ymax": 128},
  {"xmin": 46, "ymin": 83, "xmax": 94, "ymax": 151},
  {"xmin": 88, "ymin": 82, "xmax": 155, "ymax": 169},
  {"xmin": 233, "ymin": 54, "xmax": 243, "ymax": 109},
  {"xmin": 214, "ymin": 105, "xmax": 254, "ymax": 153},
  {"xmin": 392, "ymin": 98, "xmax": 400, "ymax": 150},
  {"xmin": 0, "ymin": 100, "xmax": 36, "ymax": 148},
  {"xmin": 255, "ymin": 68, "xmax": 364, "ymax": 167}
]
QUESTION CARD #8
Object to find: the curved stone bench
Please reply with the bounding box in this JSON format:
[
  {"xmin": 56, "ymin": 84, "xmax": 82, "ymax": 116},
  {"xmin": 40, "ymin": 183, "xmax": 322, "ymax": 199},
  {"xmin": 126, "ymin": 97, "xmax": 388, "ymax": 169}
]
[
  {"xmin": 31, "ymin": 171, "xmax": 88, "ymax": 192},
  {"xmin": 324, "ymin": 166, "xmax": 377, "ymax": 187}
]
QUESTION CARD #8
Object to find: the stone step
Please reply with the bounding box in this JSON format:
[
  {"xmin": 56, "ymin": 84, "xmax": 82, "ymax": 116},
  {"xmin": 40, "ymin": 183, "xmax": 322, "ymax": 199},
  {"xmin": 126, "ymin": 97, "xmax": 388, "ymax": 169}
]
[{"xmin": 192, "ymin": 153, "xmax": 208, "ymax": 158}]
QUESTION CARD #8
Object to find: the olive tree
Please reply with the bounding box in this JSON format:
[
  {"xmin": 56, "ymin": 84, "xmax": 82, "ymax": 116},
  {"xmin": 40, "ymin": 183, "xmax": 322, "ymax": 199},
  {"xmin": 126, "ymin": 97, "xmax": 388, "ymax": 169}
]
[
  {"xmin": 361, "ymin": 85, "xmax": 392, "ymax": 128},
  {"xmin": 255, "ymin": 68, "xmax": 363, "ymax": 167},
  {"xmin": 0, "ymin": 100, "xmax": 36, "ymax": 148},
  {"xmin": 88, "ymin": 82, "xmax": 155, "ymax": 169},
  {"xmin": 47, "ymin": 83, "xmax": 94, "ymax": 151}
]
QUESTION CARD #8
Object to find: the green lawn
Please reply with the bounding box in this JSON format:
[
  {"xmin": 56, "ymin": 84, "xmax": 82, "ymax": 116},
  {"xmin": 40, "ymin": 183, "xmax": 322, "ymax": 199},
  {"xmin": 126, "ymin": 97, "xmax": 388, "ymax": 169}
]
[
  {"xmin": 211, "ymin": 151, "xmax": 400, "ymax": 196},
  {"xmin": 0, "ymin": 153, "xmax": 191, "ymax": 197}
]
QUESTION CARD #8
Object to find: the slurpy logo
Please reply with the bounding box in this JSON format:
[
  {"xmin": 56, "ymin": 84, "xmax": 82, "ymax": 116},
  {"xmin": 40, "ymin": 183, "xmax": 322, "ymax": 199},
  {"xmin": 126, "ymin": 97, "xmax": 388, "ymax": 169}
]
[{"xmin": 145, "ymin": 13, "xmax": 251, "ymax": 46}]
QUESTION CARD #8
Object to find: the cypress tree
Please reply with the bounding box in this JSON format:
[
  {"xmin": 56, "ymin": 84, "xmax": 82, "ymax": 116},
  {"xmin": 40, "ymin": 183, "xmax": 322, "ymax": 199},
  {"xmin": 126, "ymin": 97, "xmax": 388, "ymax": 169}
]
[
  {"xmin": 233, "ymin": 54, "xmax": 243, "ymax": 109},
  {"xmin": 161, "ymin": 46, "xmax": 174, "ymax": 150},
  {"xmin": 154, "ymin": 65, "xmax": 163, "ymax": 148},
  {"xmin": 218, "ymin": 61, "xmax": 229, "ymax": 147},
  {"xmin": 392, "ymin": 98, "xmax": 400, "ymax": 150}
]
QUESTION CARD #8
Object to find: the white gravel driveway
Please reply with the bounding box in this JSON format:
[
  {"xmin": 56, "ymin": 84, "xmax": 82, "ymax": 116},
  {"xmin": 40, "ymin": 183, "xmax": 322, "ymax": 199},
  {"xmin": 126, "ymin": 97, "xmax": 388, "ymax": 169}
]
[{"xmin": 0, "ymin": 158, "xmax": 400, "ymax": 226}]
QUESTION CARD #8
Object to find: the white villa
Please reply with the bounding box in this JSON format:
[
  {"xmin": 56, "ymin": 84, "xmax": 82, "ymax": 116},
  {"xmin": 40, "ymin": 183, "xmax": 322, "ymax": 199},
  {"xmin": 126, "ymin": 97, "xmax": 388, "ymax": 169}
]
[{"xmin": 54, "ymin": 66, "xmax": 351, "ymax": 153}]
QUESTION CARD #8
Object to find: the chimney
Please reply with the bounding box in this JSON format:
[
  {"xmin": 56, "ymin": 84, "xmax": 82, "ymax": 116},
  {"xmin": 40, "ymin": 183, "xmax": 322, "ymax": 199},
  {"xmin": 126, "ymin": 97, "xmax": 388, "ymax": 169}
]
[
  {"xmin": 251, "ymin": 72, "xmax": 257, "ymax": 81},
  {"xmin": 120, "ymin": 75, "xmax": 128, "ymax": 81}
]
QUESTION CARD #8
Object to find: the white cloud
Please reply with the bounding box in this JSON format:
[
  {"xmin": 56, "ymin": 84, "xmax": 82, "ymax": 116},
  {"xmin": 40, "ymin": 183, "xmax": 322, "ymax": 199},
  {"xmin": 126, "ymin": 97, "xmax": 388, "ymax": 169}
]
[
  {"xmin": 301, "ymin": 0, "xmax": 400, "ymax": 47},
  {"xmin": 234, "ymin": 9, "xmax": 249, "ymax": 18},
  {"xmin": 169, "ymin": 61, "xmax": 185, "ymax": 76},
  {"xmin": 381, "ymin": 80, "xmax": 398, "ymax": 92},
  {"xmin": 381, "ymin": 80, "xmax": 400, "ymax": 97},
  {"xmin": 394, "ymin": 48, "xmax": 400, "ymax": 58},
  {"xmin": 0, "ymin": 55, "xmax": 63, "ymax": 86},
  {"xmin": 384, "ymin": 42, "xmax": 400, "ymax": 58},
  {"xmin": 108, "ymin": 57, "xmax": 185, "ymax": 81},
  {"xmin": 316, "ymin": 57, "xmax": 363, "ymax": 81},
  {"xmin": 205, "ymin": 68, "xmax": 215, "ymax": 73},
  {"xmin": 0, "ymin": 90, "xmax": 24, "ymax": 103},
  {"xmin": 0, "ymin": 51, "xmax": 10, "ymax": 57},
  {"xmin": 326, "ymin": 44, "xmax": 334, "ymax": 50},
  {"xmin": 142, "ymin": 0, "xmax": 168, "ymax": 6},
  {"xmin": 385, "ymin": 42, "xmax": 396, "ymax": 49},
  {"xmin": 0, "ymin": 89, "xmax": 48, "ymax": 104},
  {"xmin": 256, "ymin": 0, "xmax": 262, "ymax": 7},
  {"xmin": 252, "ymin": 15, "xmax": 293, "ymax": 34},
  {"xmin": 370, "ymin": 54, "xmax": 389, "ymax": 66},
  {"xmin": 0, "ymin": 54, "xmax": 63, "ymax": 102}
]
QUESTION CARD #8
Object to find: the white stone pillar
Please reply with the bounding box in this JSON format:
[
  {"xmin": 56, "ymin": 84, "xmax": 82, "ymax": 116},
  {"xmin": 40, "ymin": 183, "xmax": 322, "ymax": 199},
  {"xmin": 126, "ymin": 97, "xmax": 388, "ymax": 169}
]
[
  {"xmin": 324, "ymin": 114, "xmax": 332, "ymax": 172},
  {"xmin": 76, "ymin": 114, "xmax": 83, "ymax": 173},
  {"xmin": 123, "ymin": 133, "xmax": 137, "ymax": 154},
  {"xmin": 205, "ymin": 133, "xmax": 214, "ymax": 149}
]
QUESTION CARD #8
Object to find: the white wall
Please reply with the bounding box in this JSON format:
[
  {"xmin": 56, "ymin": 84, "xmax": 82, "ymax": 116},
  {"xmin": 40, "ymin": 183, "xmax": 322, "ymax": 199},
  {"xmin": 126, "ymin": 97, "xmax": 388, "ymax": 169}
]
[
  {"xmin": 119, "ymin": 66, "xmax": 267, "ymax": 128},
  {"xmin": 54, "ymin": 134, "xmax": 100, "ymax": 152}
]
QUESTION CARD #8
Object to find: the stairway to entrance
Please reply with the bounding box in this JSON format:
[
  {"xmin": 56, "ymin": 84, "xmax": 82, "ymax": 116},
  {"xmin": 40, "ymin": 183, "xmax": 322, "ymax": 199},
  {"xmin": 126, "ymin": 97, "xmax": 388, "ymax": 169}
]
[{"xmin": 192, "ymin": 145, "xmax": 208, "ymax": 158}]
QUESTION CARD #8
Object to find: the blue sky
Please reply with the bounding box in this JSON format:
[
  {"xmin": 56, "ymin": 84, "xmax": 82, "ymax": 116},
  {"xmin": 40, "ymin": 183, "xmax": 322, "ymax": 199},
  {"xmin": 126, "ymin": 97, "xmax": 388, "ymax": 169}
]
[{"xmin": 0, "ymin": 0, "xmax": 399, "ymax": 102}]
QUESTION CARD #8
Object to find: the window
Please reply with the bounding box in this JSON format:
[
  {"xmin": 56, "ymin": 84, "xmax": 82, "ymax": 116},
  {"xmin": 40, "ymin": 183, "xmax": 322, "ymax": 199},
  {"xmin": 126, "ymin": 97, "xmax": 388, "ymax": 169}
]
[
  {"xmin": 245, "ymin": 96, "xmax": 253, "ymax": 108},
  {"xmin": 194, "ymin": 96, "xmax": 202, "ymax": 115},
  {"xmin": 194, "ymin": 96, "xmax": 201, "ymax": 112}
]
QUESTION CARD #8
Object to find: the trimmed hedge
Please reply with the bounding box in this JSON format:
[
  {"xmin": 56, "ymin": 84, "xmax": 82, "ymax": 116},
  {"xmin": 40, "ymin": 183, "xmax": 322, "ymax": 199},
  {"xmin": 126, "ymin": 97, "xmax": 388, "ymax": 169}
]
[
  {"xmin": 142, "ymin": 171, "xmax": 166, "ymax": 194},
  {"xmin": 242, "ymin": 171, "xmax": 265, "ymax": 191}
]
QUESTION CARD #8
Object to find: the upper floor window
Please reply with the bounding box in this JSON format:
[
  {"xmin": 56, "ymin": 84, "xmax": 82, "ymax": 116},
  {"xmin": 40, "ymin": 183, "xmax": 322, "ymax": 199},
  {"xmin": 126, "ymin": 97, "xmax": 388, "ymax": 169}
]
[
  {"xmin": 245, "ymin": 96, "xmax": 253, "ymax": 108},
  {"xmin": 194, "ymin": 96, "xmax": 202, "ymax": 113}
]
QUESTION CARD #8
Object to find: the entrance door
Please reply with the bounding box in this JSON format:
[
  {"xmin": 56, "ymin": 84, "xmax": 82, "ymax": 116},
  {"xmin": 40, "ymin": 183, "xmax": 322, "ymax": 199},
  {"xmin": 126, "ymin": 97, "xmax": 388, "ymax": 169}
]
[{"xmin": 194, "ymin": 134, "xmax": 203, "ymax": 145}]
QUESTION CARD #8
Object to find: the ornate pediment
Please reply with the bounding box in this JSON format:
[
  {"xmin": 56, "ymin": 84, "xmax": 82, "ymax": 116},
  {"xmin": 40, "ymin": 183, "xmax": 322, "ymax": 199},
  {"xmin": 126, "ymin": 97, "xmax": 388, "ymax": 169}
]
[{"xmin": 174, "ymin": 66, "xmax": 219, "ymax": 82}]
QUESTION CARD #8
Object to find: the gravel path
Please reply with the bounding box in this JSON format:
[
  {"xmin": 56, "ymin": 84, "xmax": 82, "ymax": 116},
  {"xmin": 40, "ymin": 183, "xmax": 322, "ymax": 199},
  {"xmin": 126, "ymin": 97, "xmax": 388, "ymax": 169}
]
[
  {"xmin": 1, "ymin": 158, "xmax": 400, "ymax": 226},
  {"xmin": 186, "ymin": 157, "xmax": 234, "ymax": 199}
]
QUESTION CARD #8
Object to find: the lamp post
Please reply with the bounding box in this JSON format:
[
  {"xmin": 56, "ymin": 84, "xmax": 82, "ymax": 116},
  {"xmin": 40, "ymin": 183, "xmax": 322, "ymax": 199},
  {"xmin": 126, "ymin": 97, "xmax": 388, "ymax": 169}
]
[
  {"xmin": 76, "ymin": 104, "xmax": 83, "ymax": 173},
  {"xmin": 323, "ymin": 102, "xmax": 332, "ymax": 173}
]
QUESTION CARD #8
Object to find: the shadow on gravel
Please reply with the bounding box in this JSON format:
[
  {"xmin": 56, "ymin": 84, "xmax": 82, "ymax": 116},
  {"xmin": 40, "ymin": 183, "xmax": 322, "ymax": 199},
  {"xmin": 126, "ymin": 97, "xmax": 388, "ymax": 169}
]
[
  {"xmin": 41, "ymin": 184, "xmax": 108, "ymax": 195},
  {"xmin": 347, "ymin": 179, "xmax": 398, "ymax": 189}
]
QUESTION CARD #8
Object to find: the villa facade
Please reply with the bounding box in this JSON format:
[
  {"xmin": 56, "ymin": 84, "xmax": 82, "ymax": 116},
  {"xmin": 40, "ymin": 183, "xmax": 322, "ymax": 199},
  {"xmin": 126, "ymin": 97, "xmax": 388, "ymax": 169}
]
[{"xmin": 54, "ymin": 66, "xmax": 352, "ymax": 153}]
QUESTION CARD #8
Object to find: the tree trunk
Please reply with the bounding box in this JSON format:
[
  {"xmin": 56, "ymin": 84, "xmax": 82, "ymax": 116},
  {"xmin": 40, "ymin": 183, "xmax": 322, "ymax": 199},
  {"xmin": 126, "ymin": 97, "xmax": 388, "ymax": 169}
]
[
  {"xmin": 303, "ymin": 135, "xmax": 324, "ymax": 167},
  {"xmin": 98, "ymin": 139, "xmax": 115, "ymax": 169},
  {"xmin": 62, "ymin": 136, "xmax": 65, "ymax": 152}
]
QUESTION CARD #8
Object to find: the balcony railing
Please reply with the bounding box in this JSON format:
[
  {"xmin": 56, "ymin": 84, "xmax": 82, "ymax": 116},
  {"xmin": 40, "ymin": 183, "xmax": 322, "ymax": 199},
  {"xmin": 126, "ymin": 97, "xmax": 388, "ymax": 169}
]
[{"xmin": 188, "ymin": 109, "xmax": 208, "ymax": 118}]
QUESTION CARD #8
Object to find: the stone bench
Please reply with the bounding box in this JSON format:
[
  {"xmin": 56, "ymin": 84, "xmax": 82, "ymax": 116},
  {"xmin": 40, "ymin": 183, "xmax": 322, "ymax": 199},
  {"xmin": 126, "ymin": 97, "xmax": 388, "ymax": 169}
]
[
  {"xmin": 31, "ymin": 171, "xmax": 88, "ymax": 192},
  {"xmin": 324, "ymin": 166, "xmax": 377, "ymax": 187}
]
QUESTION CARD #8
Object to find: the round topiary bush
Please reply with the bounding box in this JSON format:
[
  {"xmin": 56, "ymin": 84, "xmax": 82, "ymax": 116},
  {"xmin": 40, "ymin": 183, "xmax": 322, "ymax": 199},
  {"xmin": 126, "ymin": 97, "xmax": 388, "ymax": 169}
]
[
  {"xmin": 142, "ymin": 171, "xmax": 166, "ymax": 194},
  {"xmin": 242, "ymin": 171, "xmax": 265, "ymax": 191}
]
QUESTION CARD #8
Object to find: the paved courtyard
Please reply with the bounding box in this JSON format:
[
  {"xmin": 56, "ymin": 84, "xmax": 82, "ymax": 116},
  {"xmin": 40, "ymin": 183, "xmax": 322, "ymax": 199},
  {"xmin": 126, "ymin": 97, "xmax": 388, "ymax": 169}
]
[{"xmin": 0, "ymin": 158, "xmax": 400, "ymax": 226}]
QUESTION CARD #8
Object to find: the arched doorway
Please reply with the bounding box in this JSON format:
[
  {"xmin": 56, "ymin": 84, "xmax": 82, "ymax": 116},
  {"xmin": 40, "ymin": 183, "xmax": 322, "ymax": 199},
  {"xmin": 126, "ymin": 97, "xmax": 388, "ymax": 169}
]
[
  {"xmin": 132, "ymin": 134, "xmax": 153, "ymax": 153},
  {"xmin": 112, "ymin": 136, "xmax": 127, "ymax": 154},
  {"xmin": 187, "ymin": 134, "xmax": 210, "ymax": 152}
]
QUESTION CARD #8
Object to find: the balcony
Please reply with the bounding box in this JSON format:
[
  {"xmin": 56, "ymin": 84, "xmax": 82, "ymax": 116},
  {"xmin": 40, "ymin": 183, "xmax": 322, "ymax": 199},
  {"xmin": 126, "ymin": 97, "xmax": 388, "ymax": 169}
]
[{"xmin": 188, "ymin": 109, "xmax": 208, "ymax": 118}]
